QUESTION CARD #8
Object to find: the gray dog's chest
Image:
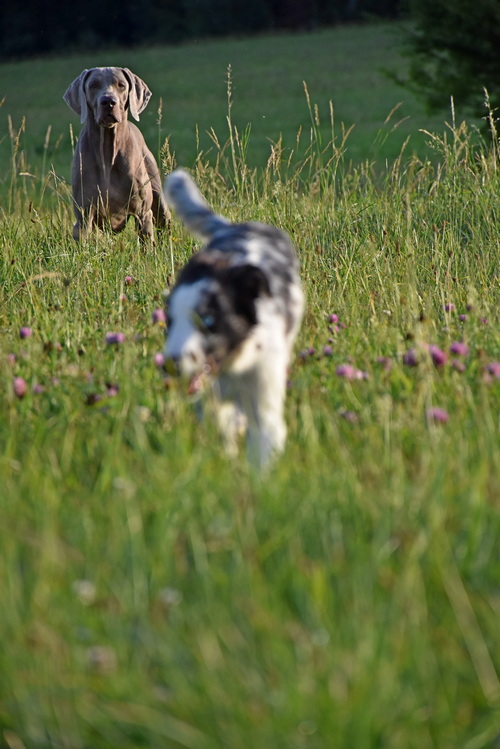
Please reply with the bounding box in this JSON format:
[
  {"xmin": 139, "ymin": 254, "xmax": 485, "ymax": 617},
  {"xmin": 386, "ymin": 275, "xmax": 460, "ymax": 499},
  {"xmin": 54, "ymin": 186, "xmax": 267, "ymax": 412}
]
[{"xmin": 78, "ymin": 131, "xmax": 148, "ymax": 207}]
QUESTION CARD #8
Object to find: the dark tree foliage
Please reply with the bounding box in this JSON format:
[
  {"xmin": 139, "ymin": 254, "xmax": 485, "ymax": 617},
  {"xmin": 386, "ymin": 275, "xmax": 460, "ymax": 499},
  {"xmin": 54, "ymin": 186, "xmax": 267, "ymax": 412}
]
[
  {"xmin": 0, "ymin": 0, "xmax": 405, "ymax": 61},
  {"xmin": 404, "ymin": 0, "xmax": 500, "ymax": 122}
]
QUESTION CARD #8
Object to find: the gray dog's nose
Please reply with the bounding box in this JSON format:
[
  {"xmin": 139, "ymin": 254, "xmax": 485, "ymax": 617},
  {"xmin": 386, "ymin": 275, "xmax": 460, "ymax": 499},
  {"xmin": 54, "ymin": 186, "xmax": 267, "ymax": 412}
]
[{"xmin": 100, "ymin": 95, "xmax": 117, "ymax": 108}]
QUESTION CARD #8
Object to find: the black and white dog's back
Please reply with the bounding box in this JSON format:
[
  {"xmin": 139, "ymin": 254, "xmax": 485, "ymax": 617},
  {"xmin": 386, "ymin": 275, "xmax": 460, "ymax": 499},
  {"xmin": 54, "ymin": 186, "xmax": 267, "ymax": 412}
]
[{"xmin": 163, "ymin": 169, "xmax": 304, "ymax": 468}]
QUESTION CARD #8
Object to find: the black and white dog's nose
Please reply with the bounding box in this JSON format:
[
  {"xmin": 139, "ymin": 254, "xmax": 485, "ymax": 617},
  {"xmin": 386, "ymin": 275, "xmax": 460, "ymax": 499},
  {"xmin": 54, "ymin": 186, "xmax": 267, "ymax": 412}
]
[{"xmin": 164, "ymin": 355, "xmax": 180, "ymax": 376}]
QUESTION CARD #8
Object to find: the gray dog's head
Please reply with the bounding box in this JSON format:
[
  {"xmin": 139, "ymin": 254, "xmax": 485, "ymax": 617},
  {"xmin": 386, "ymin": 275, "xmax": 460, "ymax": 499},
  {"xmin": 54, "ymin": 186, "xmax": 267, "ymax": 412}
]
[{"xmin": 63, "ymin": 67, "xmax": 152, "ymax": 125}]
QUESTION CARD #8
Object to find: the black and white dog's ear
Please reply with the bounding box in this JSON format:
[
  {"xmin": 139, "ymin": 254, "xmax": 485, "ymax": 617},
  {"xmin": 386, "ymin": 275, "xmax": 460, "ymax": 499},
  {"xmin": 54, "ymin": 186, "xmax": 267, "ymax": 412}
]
[{"xmin": 227, "ymin": 264, "xmax": 271, "ymax": 326}]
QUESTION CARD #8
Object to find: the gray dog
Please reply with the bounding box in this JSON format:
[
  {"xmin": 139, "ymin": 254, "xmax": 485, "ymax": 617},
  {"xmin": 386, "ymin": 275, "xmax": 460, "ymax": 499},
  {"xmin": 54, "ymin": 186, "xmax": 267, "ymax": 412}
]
[{"xmin": 64, "ymin": 67, "xmax": 170, "ymax": 242}]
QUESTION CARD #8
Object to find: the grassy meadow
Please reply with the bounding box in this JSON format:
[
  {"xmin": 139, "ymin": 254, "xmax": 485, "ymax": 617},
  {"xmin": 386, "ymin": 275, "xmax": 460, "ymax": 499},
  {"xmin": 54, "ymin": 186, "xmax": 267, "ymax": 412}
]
[
  {"xmin": 1, "ymin": 22, "xmax": 457, "ymax": 185},
  {"xmin": 1, "ymin": 22, "xmax": 500, "ymax": 749}
]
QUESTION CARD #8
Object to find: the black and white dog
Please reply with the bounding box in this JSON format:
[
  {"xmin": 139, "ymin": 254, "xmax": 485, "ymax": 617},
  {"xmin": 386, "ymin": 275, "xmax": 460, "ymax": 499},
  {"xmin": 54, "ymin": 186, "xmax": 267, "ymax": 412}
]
[{"xmin": 162, "ymin": 169, "xmax": 304, "ymax": 468}]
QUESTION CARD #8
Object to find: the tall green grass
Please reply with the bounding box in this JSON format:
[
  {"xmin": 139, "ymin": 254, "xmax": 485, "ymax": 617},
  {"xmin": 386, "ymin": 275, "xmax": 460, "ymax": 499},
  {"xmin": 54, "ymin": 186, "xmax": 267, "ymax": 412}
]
[{"xmin": 0, "ymin": 30, "xmax": 499, "ymax": 749}]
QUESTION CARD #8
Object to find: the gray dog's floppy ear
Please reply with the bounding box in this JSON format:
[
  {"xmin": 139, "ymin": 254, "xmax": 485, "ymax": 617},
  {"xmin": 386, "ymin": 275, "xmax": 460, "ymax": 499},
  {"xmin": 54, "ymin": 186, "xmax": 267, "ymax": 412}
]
[
  {"xmin": 64, "ymin": 69, "xmax": 92, "ymax": 124},
  {"xmin": 122, "ymin": 68, "xmax": 152, "ymax": 121}
]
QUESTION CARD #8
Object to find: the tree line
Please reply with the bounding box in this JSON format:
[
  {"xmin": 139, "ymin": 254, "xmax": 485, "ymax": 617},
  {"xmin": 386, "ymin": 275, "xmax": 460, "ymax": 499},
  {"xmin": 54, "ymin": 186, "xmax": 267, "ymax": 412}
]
[{"xmin": 0, "ymin": 0, "xmax": 403, "ymax": 60}]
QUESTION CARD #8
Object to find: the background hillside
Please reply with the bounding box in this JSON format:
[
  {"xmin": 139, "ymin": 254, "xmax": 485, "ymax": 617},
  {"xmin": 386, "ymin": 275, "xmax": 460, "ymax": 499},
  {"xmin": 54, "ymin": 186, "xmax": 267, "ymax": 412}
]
[{"xmin": 1, "ymin": 23, "xmax": 456, "ymax": 200}]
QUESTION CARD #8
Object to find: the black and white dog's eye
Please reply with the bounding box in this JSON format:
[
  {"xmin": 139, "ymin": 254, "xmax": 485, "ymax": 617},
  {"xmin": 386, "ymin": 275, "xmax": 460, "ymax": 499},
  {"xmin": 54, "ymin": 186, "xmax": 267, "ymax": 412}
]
[
  {"xmin": 194, "ymin": 313, "xmax": 216, "ymax": 331},
  {"xmin": 201, "ymin": 314, "xmax": 216, "ymax": 331}
]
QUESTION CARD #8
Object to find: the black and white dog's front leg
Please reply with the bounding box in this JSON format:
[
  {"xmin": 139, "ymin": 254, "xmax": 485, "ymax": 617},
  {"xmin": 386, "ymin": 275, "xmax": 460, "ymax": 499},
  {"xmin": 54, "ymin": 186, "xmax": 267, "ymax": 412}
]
[
  {"xmin": 214, "ymin": 400, "xmax": 248, "ymax": 458},
  {"xmin": 236, "ymin": 353, "xmax": 289, "ymax": 469}
]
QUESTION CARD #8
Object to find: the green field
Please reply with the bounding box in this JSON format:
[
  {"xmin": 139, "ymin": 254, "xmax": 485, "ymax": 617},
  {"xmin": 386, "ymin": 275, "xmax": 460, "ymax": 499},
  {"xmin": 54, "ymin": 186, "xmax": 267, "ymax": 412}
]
[
  {"xmin": 1, "ymin": 23, "xmax": 499, "ymax": 749},
  {"xmin": 1, "ymin": 22, "xmax": 460, "ymax": 187}
]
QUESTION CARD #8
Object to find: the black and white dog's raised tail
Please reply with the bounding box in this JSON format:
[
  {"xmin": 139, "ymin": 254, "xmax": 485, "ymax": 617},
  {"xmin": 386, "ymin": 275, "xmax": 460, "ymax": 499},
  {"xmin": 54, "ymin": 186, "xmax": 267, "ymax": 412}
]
[{"xmin": 163, "ymin": 169, "xmax": 304, "ymax": 469}]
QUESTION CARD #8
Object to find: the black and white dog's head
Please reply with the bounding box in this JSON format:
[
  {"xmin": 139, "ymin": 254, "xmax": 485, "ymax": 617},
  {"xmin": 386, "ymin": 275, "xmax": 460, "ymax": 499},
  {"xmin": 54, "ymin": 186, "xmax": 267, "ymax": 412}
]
[{"xmin": 164, "ymin": 252, "xmax": 271, "ymax": 381}]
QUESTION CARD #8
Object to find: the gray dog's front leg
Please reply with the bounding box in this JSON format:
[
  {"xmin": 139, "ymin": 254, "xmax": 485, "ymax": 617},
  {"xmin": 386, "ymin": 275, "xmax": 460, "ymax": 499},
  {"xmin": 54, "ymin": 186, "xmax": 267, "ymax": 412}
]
[{"xmin": 135, "ymin": 209, "xmax": 155, "ymax": 244}]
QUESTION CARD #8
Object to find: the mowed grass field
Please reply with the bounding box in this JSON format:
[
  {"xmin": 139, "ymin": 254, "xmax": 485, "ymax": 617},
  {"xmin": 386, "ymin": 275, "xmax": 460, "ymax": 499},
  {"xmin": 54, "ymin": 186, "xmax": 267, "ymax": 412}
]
[{"xmin": 1, "ymin": 22, "xmax": 500, "ymax": 749}]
